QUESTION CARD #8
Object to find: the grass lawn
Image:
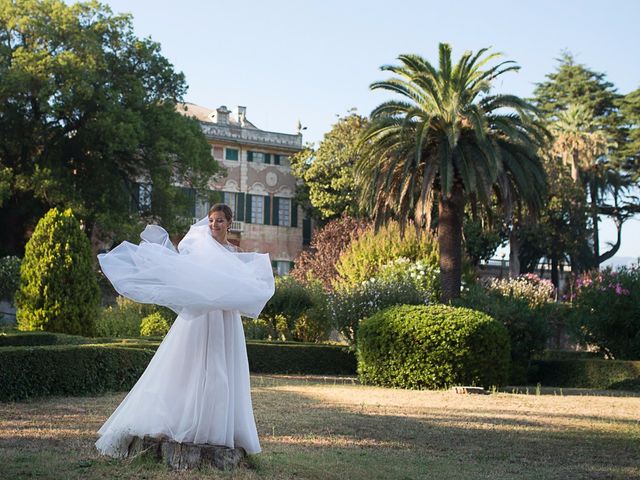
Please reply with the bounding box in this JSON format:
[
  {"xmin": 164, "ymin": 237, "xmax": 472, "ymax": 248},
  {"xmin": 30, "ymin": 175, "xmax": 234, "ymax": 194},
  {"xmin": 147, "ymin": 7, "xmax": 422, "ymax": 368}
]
[{"xmin": 1, "ymin": 375, "xmax": 639, "ymax": 480}]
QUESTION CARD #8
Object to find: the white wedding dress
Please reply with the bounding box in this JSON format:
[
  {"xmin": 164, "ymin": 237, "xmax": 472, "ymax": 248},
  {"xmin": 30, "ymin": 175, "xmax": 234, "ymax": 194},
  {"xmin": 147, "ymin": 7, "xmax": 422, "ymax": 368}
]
[{"xmin": 94, "ymin": 218, "xmax": 274, "ymax": 458}]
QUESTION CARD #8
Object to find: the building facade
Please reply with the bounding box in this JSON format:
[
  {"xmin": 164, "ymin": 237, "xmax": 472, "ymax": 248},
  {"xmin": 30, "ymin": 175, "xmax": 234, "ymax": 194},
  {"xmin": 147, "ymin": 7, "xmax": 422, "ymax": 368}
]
[{"xmin": 180, "ymin": 103, "xmax": 308, "ymax": 275}]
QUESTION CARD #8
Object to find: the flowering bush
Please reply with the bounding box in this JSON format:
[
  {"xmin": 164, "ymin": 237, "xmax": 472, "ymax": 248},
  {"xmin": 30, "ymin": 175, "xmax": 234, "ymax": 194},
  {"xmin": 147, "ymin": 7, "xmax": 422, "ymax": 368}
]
[
  {"xmin": 487, "ymin": 274, "xmax": 556, "ymax": 307},
  {"xmin": 572, "ymin": 267, "xmax": 640, "ymax": 359},
  {"xmin": 329, "ymin": 275, "xmax": 432, "ymax": 346},
  {"xmin": 335, "ymin": 221, "xmax": 438, "ymax": 289},
  {"xmin": 455, "ymin": 275, "xmax": 556, "ymax": 383},
  {"xmin": 376, "ymin": 257, "xmax": 441, "ymax": 302}
]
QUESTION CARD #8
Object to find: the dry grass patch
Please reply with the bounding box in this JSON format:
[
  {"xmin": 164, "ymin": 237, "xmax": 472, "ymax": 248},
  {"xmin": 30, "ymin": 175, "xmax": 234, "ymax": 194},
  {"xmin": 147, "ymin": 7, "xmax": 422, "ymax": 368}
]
[{"xmin": 1, "ymin": 375, "xmax": 639, "ymax": 479}]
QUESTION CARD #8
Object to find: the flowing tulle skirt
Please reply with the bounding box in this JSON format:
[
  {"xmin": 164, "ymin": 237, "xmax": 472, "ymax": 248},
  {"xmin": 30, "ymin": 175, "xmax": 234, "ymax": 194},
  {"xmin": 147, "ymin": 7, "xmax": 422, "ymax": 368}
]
[{"xmin": 95, "ymin": 309, "xmax": 261, "ymax": 457}]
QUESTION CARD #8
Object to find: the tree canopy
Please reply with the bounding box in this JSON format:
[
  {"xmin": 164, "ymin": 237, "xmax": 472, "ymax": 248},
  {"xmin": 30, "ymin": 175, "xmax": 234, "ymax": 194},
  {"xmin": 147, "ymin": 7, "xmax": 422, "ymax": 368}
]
[
  {"xmin": 0, "ymin": 0, "xmax": 219, "ymax": 255},
  {"xmin": 358, "ymin": 44, "xmax": 548, "ymax": 301},
  {"xmin": 289, "ymin": 112, "xmax": 367, "ymax": 222}
]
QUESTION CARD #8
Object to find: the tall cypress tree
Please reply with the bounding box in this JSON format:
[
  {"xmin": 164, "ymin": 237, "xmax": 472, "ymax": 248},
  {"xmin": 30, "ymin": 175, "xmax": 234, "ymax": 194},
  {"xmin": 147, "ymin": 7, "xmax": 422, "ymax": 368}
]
[{"xmin": 16, "ymin": 208, "xmax": 100, "ymax": 336}]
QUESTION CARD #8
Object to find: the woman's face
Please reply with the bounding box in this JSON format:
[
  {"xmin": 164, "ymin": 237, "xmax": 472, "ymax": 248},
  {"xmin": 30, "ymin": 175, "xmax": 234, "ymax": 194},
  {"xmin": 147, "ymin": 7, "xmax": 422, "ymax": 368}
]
[{"xmin": 208, "ymin": 211, "xmax": 231, "ymax": 242}]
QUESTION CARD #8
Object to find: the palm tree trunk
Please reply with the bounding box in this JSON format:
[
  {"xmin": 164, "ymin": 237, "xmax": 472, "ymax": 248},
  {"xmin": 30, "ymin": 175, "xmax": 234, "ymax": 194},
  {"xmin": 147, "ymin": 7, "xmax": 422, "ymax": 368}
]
[
  {"xmin": 509, "ymin": 227, "xmax": 521, "ymax": 278},
  {"xmin": 438, "ymin": 183, "xmax": 465, "ymax": 303},
  {"xmin": 589, "ymin": 175, "xmax": 600, "ymax": 268}
]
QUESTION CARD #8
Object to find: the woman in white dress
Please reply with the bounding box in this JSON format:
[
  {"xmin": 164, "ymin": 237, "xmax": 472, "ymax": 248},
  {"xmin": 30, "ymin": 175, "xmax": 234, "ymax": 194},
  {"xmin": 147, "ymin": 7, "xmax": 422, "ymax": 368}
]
[{"xmin": 95, "ymin": 204, "xmax": 274, "ymax": 458}]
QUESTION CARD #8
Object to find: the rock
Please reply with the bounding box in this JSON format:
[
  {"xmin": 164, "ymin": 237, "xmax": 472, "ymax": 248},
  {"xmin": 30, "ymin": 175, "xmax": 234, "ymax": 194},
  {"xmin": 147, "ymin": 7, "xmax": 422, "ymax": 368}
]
[{"xmin": 128, "ymin": 435, "xmax": 246, "ymax": 470}]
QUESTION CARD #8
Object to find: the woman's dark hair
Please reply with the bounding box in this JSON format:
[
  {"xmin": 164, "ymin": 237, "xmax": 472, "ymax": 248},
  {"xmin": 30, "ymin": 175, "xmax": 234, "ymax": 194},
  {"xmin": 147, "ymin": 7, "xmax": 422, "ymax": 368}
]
[{"xmin": 208, "ymin": 203, "xmax": 233, "ymax": 222}]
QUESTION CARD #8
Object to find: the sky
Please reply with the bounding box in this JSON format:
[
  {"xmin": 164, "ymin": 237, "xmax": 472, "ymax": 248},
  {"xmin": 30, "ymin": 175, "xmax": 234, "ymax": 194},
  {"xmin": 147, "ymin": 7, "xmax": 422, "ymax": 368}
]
[{"xmin": 87, "ymin": 0, "xmax": 640, "ymax": 261}]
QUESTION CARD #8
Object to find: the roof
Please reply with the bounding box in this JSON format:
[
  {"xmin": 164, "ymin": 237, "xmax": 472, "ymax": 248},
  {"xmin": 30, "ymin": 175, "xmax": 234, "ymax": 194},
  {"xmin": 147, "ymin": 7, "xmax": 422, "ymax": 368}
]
[{"xmin": 177, "ymin": 102, "xmax": 258, "ymax": 129}]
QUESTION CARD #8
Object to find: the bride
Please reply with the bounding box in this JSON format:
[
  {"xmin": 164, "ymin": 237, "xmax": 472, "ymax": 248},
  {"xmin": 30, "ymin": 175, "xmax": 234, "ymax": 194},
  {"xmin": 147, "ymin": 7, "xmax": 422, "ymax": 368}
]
[{"xmin": 95, "ymin": 204, "xmax": 274, "ymax": 458}]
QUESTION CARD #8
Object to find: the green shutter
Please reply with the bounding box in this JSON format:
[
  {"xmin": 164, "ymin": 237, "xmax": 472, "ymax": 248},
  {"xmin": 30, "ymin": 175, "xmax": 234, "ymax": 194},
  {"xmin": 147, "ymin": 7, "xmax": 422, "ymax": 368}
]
[
  {"xmin": 273, "ymin": 197, "xmax": 280, "ymax": 226},
  {"xmin": 264, "ymin": 196, "xmax": 271, "ymax": 225},
  {"xmin": 274, "ymin": 155, "xmax": 281, "ymax": 165},
  {"xmin": 236, "ymin": 193, "xmax": 245, "ymax": 221},
  {"xmin": 245, "ymin": 194, "xmax": 252, "ymax": 223},
  {"xmin": 131, "ymin": 183, "xmax": 139, "ymax": 212},
  {"xmin": 225, "ymin": 148, "xmax": 238, "ymax": 161},
  {"xmin": 303, "ymin": 217, "xmax": 311, "ymax": 245},
  {"xmin": 265, "ymin": 153, "xmax": 271, "ymax": 164},
  {"xmin": 291, "ymin": 200, "xmax": 298, "ymax": 228},
  {"xmin": 247, "ymin": 151, "xmax": 253, "ymax": 162}
]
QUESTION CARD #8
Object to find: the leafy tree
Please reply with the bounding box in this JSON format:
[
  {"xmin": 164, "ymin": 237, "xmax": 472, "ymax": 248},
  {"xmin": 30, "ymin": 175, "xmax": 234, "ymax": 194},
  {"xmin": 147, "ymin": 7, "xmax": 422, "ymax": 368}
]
[
  {"xmin": 16, "ymin": 208, "xmax": 100, "ymax": 336},
  {"xmin": 617, "ymin": 88, "xmax": 640, "ymax": 175},
  {"xmin": 534, "ymin": 56, "xmax": 638, "ymax": 269},
  {"xmin": 358, "ymin": 44, "xmax": 548, "ymax": 302},
  {"xmin": 0, "ymin": 0, "xmax": 219, "ymax": 255},
  {"xmin": 290, "ymin": 113, "xmax": 367, "ymax": 222}
]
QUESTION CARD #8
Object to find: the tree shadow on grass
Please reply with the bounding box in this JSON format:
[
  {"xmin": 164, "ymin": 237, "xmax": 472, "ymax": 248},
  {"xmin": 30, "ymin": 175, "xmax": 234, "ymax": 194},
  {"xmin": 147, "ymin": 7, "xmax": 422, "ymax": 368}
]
[
  {"xmin": 253, "ymin": 384, "xmax": 640, "ymax": 480},
  {"xmin": 0, "ymin": 384, "xmax": 639, "ymax": 480}
]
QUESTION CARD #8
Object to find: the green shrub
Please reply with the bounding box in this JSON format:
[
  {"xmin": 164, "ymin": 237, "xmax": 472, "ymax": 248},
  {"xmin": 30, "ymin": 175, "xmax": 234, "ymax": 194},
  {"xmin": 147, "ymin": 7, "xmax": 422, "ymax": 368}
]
[
  {"xmin": 140, "ymin": 312, "xmax": 171, "ymax": 337},
  {"xmin": 246, "ymin": 341, "xmax": 356, "ymax": 375},
  {"xmin": 0, "ymin": 256, "xmax": 21, "ymax": 301},
  {"xmin": 329, "ymin": 277, "xmax": 430, "ymax": 346},
  {"xmin": 260, "ymin": 277, "xmax": 331, "ymax": 342},
  {"xmin": 15, "ymin": 208, "xmax": 100, "ymax": 336},
  {"xmin": 0, "ymin": 344, "xmax": 155, "ymax": 401},
  {"xmin": 572, "ymin": 267, "xmax": 640, "ymax": 359},
  {"xmin": 0, "ymin": 331, "xmax": 90, "ymax": 347},
  {"xmin": 455, "ymin": 283, "xmax": 551, "ymax": 383},
  {"xmin": 335, "ymin": 221, "xmax": 438, "ymax": 289},
  {"xmin": 357, "ymin": 304, "xmax": 510, "ymax": 389},
  {"xmin": 242, "ymin": 317, "xmax": 271, "ymax": 340},
  {"xmin": 0, "ymin": 339, "xmax": 356, "ymax": 400},
  {"xmin": 95, "ymin": 296, "xmax": 175, "ymax": 338},
  {"xmin": 529, "ymin": 359, "xmax": 640, "ymax": 390}
]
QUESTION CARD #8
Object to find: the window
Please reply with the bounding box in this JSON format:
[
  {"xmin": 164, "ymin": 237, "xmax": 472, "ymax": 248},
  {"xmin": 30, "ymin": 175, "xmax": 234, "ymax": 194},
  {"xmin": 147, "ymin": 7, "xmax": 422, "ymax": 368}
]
[
  {"xmin": 275, "ymin": 155, "xmax": 290, "ymax": 167},
  {"xmin": 251, "ymin": 195, "xmax": 264, "ymax": 224},
  {"xmin": 252, "ymin": 152, "xmax": 265, "ymax": 163},
  {"xmin": 277, "ymin": 198, "xmax": 291, "ymax": 227},
  {"xmin": 274, "ymin": 260, "xmax": 292, "ymax": 276},
  {"xmin": 195, "ymin": 193, "xmax": 209, "ymax": 219},
  {"xmin": 225, "ymin": 148, "xmax": 239, "ymax": 161},
  {"xmin": 138, "ymin": 183, "xmax": 152, "ymax": 211},
  {"xmin": 223, "ymin": 191, "xmax": 237, "ymax": 213}
]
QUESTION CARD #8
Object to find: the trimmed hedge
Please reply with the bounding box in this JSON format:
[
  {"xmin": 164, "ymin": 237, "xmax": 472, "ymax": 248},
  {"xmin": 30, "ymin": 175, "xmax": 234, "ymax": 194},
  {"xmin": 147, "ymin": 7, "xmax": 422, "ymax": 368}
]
[
  {"xmin": 357, "ymin": 304, "xmax": 511, "ymax": 389},
  {"xmin": 0, "ymin": 336, "xmax": 356, "ymax": 401},
  {"xmin": 0, "ymin": 331, "xmax": 89, "ymax": 347},
  {"xmin": 247, "ymin": 341, "xmax": 356, "ymax": 374},
  {"xmin": 529, "ymin": 359, "xmax": 640, "ymax": 390},
  {"xmin": 0, "ymin": 344, "xmax": 155, "ymax": 401}
]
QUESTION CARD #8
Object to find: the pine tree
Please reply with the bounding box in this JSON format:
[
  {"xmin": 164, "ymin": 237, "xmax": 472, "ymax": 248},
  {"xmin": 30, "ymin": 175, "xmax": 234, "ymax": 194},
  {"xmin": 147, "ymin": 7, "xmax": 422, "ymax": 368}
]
[{"xmin": 16, "ymin": 208, "xmax": 100, "ymax": 335}]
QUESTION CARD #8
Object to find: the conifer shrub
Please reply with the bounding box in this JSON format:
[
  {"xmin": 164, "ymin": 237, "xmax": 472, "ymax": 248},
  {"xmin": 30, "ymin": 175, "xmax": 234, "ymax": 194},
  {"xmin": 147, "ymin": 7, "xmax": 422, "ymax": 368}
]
[
  {"xmin": 335, "ymin": 221, "xmax": 438, "ymax": 289},
  {"xmin": 357, "ymin": 304, "xmax": 510, "ymax": 389},
  {"xmin": 15, "ymin": 208, "xmax": 100, "ymax": 336},
  {"xmin": 140, "ymin": 312, "xmax": 171, "ymax": 337}
]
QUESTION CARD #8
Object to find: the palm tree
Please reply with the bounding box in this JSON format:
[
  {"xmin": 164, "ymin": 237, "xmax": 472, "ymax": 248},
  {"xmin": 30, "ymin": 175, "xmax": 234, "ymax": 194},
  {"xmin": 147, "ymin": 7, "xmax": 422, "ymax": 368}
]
[{"xmin": 357, "ymin": 44, "xmax": 548, "ymax": 302}]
